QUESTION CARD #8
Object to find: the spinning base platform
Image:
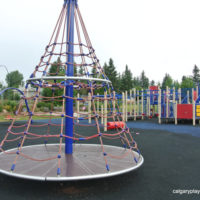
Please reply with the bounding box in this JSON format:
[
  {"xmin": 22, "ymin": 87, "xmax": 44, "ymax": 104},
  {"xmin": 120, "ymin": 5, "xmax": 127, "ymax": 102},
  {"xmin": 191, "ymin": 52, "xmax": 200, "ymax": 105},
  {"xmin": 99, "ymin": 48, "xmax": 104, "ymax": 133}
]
[{"xmin": 0, "ymin": 144, "xmax": 144, "ymax": 181}]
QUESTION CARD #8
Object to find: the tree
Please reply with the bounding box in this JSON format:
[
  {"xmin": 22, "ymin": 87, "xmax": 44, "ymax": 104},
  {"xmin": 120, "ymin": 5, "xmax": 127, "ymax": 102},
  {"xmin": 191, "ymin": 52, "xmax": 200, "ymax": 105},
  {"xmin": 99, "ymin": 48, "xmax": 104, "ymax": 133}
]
[
  {"xmin": 79, "ymin": 66, "xmax": 84, "ymax": 76},
  {"xmin": 42, "ymin": 58, "xmax": 65, "ymax": 103},
  {"xmin": 157, "ymin": 81, "xmax": 161, "ymax": 87},
  {"xmin": 92, "ymin": 67, "xmax": 97, "ymax": 78},
  {"xmin": 182, "ymin": 76, "xmax": 187, "ymax": 82},
  {"xmin": 0, "ymin": 82, "xmax": 3, "ymax": 90},
  {"xmin": 181, "ymin": 76, "xmax": 194, "ymax": 88},
  {"xmin": 132, "ymin": 77, "xmax": 141, "ymax": 90},
  {"xmin": 150, "ymin": 80, "xmax": 155, "ymax": 86},
  {"xmin": 192, "ymin": 65, "xmax": 200, "ymax": 85},
  {"xmin": 173, "ymin": 80, "xmax": 180, "ymax": 89},
  {"xmin": 74, "ymin": 62, "xmax": 77, "ymax": 75},
  {"xmin": 76, "ymin": 66, "xmax": 89, "ymax": 95},
  {"xmin": 120, "ymin": 65, "xmax": 133, "ymax": 92},
  {"xmin": 103, "ymin": 58, "xmax": 118, "ymax": 90},
  {"xmin": 6, "ymin": 70, "xmax": 23, "ymax": 88},
  {"xmin": 161, "ymin": 73, "xmax": 173, "ymax": 89},
  {"xmin": 140, "ymin": 71, "xmax": 149, "ymax": 89},
  {"xmin": 49, "ymin": 57, "xmax": 64, "ymax": 76},
  {"xmin": 117, "ymin": 72, "xmax": 121, "ymax": 83}
]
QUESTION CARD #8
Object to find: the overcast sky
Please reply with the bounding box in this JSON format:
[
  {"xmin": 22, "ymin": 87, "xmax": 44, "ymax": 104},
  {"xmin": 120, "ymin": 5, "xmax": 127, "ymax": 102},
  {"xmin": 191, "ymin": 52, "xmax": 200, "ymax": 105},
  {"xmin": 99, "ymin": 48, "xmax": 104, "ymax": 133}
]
[{"xmin": 1, "ymin": 0, "xmax": 200, "ymax": 85}]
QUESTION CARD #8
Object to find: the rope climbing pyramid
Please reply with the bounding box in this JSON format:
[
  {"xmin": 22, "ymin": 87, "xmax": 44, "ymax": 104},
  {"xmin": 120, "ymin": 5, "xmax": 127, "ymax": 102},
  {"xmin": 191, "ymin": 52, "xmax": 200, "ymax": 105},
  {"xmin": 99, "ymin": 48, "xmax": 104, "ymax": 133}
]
[{"xmin": 0, "ymin": 0, "xmax": 143, "ymax": 181}]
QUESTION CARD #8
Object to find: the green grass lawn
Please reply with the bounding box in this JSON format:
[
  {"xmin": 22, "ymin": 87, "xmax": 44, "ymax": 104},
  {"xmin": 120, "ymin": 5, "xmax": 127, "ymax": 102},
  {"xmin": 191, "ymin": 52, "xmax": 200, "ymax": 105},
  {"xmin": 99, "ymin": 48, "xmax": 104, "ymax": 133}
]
[{"xmin": 0, "ymin": 114, "xmax": 60, "ymax": 122}]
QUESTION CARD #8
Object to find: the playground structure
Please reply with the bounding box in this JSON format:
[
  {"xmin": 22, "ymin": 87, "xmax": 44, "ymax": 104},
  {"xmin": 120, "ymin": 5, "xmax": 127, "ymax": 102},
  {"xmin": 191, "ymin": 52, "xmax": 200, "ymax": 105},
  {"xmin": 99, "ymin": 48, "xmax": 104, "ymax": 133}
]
[
  {"xmin": 79, "ymin": 86, "xmax": 200, "ymax": 128},
  {"xmin": 157, "ymin": 86, "xmax": 200, "ymax": 125},
  {"xmin": 0, "ymin": 0, "xmax": 143, "ymax": 181},
  {"xmin": 91, "ymin": 86, "xmax": 200, "ymax": 126}
]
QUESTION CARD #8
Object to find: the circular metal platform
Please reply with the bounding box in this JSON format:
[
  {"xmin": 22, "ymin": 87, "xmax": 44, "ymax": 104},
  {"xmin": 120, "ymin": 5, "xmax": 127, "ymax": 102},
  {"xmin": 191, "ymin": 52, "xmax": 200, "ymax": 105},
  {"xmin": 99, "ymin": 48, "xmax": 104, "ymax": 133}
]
[
  {"xmin": 27, "ymin": 76, "xmax": 111, "ymax": 83},
  {"xmin": 0, "ymin": 144, "xmax": 144, "ymax": 181}
]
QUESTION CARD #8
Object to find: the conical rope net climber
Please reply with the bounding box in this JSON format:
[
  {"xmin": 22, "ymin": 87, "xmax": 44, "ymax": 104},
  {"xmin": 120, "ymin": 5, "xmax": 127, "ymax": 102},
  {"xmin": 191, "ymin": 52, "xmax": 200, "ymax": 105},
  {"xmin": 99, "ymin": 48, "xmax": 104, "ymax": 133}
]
[{"xmin": 0, "ymin": 0, "xmax": 143, "ymax": 181}]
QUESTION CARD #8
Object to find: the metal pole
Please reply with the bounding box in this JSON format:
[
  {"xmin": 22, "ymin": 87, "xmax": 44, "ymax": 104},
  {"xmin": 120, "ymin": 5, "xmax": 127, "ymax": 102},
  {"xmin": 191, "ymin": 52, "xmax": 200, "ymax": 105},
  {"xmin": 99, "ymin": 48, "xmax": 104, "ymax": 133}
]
[{"xmin": 65, "ymin": 0, "xmax": 76, "ymax": 154}]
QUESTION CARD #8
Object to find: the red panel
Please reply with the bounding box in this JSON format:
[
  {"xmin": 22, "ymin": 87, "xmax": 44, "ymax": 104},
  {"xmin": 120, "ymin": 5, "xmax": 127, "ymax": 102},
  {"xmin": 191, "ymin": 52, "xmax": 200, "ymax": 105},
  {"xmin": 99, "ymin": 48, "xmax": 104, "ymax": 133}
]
[
  {"xmin": 194, "ymin": 91, "xmax": 197, "ymax": 101},
  {"xmin": 107, "ymin": 122, "xmax": 125, "ymax": 130},
  {"xmin": 177, "ymin": 104, "xmax": 193, "ymax": 119},
  {"xmin": 150, "ymin": 86, "xmax": 158, "ymax": 91}
]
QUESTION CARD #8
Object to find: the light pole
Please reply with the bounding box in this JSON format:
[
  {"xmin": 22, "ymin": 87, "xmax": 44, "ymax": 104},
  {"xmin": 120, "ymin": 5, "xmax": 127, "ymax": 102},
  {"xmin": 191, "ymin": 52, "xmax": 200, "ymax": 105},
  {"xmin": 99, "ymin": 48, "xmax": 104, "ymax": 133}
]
[
  {"xmin": 0, "ymin": 65, "xmax": 9, "ymax": 75},
  {"xmin": 0, "ymin": 65, "xmax": 9, "ymax": 104}
]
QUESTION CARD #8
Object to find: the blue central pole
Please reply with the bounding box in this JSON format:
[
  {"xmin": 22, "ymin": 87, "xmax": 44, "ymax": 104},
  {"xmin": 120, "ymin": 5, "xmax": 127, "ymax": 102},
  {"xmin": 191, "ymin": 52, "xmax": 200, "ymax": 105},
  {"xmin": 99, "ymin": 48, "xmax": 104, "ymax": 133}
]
[{"xmin": 65, "ymin": 0, "xmax": 76, "ymax": 154}]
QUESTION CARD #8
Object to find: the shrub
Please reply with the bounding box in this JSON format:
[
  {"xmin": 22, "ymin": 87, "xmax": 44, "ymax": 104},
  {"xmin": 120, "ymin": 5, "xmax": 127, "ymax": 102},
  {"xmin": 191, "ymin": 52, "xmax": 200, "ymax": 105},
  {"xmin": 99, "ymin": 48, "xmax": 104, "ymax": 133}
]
[
  {"xmin": 3, "ymin": 101, "xmax": 18, "ymax": 112},
  {"xmin": 40, "ymin": 107, "xmax": 49, "ymax": 112},
  {"xmin": 37, "ymin": 102, "xmax": 46, "ymax": 108},
  {"xmin": 37, "ymin": 102, "xmax": 52, "ymax": 110},
  {"xmin": 14, "ymin": 94, "xmax": 20, "ymax": 101},
  {"xmin": 0, "ymin": 104, "xmax": 3, "ymax": 112},
  {"xmin": 3, "ymin": 105, "xmax": 11, "ymax": 112}
]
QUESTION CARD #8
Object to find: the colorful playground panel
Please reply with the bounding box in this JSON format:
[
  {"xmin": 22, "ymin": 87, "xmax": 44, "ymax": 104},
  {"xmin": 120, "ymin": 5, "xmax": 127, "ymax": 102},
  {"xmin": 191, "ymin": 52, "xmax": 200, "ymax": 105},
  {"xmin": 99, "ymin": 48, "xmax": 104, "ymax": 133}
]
[
  {"xmin": 150, "ymin": 86, "xmax": 158, "ymax": 91},
  {"xmin": 177, "ymin": 104, "xmax": 193, "ymax": 119},
  {"xmin": 196, "ymin": 105, "xmax": 200, "ymax": 117}
]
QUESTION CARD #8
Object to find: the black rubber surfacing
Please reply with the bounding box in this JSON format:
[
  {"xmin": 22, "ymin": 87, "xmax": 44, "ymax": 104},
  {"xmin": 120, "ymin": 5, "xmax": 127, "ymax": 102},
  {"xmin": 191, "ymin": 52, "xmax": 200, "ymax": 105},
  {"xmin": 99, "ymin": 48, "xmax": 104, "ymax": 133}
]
[{"xmin": 0, "ymin": 121, "xmax": 199, "ymax": 200}]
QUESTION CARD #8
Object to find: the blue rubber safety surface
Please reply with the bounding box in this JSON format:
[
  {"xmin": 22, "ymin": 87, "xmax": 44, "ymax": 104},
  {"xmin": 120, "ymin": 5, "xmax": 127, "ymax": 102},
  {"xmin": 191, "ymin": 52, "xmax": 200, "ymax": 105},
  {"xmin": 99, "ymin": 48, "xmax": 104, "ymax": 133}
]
[{"xmin": 126, "ymin": 120, "xmax": 200, "ymax": 137}]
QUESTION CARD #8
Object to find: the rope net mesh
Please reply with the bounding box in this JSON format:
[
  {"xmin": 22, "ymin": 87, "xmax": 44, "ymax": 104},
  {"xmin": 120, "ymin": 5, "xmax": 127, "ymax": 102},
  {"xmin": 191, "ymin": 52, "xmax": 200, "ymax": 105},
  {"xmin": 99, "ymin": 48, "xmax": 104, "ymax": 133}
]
[{"xmin": 0, "ymin": 1, "xmax": 141, "ymax": 177}]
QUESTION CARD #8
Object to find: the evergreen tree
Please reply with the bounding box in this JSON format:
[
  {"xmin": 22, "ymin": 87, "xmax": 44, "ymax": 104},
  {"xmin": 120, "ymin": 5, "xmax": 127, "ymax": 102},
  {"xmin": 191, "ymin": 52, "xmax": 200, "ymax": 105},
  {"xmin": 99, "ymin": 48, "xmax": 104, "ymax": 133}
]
[
  {"xmin": 120, "ymin": 65, "xmax": 133, "ymax": 92},
  {"xmin": 79, "ymin": 66, "xmax": 84, "ymax": 75},
  {"xmin": 181, "ymin": 76, "xmax": 194, "ymax": 88},
  {"xmin": 161, "ymin": 73, "xmax": 173, "ymax": 89},
  {"xmin": 150, "ymin": 80, "xmax": 155, "ymax": 86},
  {"xmin": 74, "ymin": 63, "xmax": 77, "ymax": 75},
  {"xmin": 132, "ymin": 77, "xmax": 141, "ymax": 89},
  {"xmin": 192, "ymin": 65, "xmax": 200, "ymax": 85},
  {"xmin": 92, "ymin": 67, "xmax": 97, "ymax": 78},
  {"xmin": 173, "ymin": 80, "xmax": 180, "ymax": 89},
  {"xmin": 117, "ymin": 72, "xmax": 121, "ymax": 83},
  {"xmin": 182, "ymin": 76, "xmax": 187, "ymax": 82},
  {"xmin": 140, "ymin": 70, "xmax": 149, "ymax": 89},
  {"xmin": 103, "ymin": 58, "xmax": 118, "ymax": 90}
]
